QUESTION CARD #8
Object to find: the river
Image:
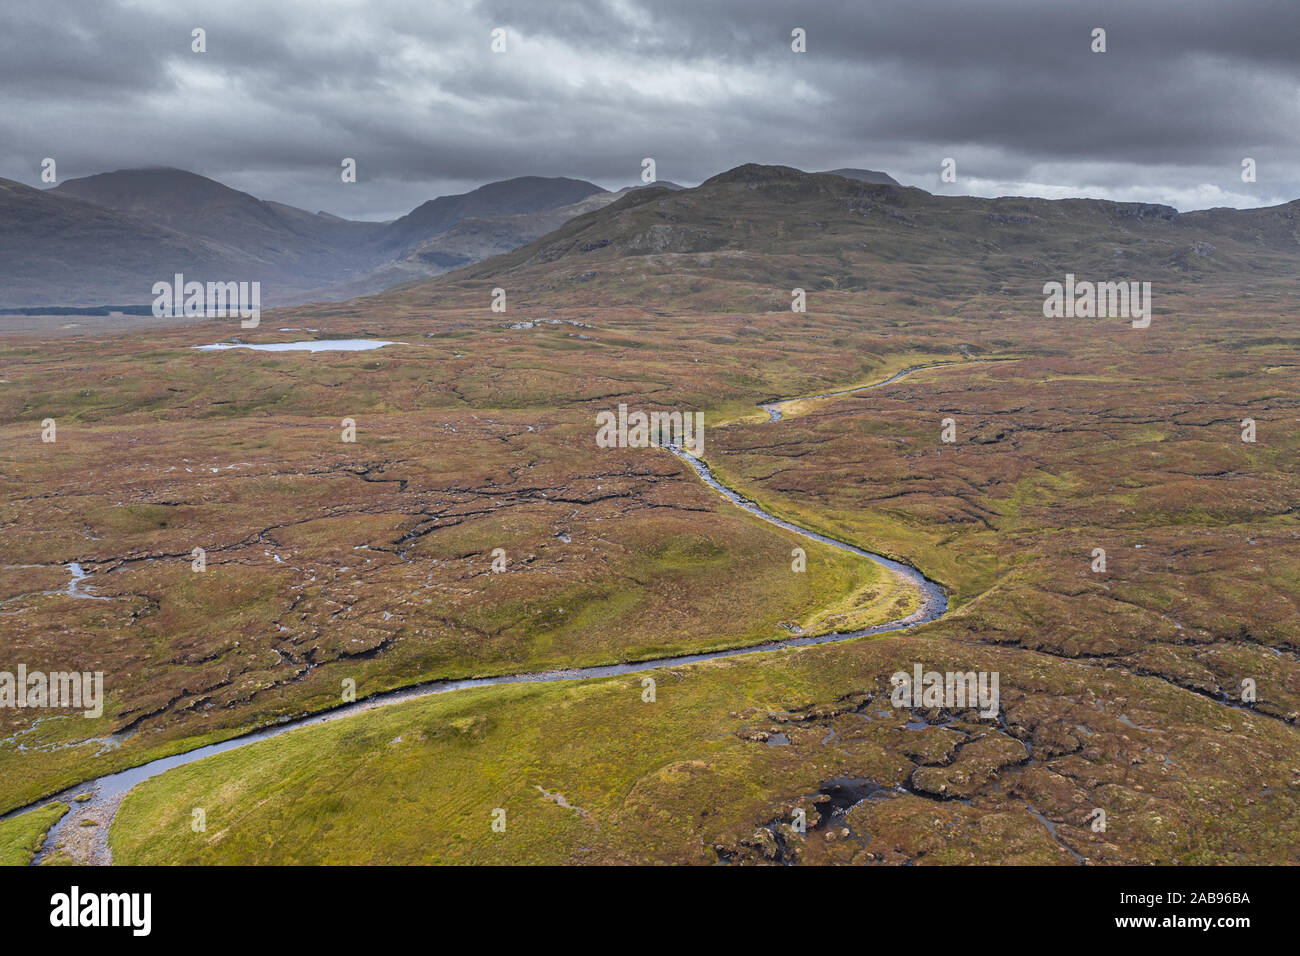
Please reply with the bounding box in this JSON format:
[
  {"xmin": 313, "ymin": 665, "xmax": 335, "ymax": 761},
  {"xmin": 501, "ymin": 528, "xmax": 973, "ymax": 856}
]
[{"xmin": 11, "ymin": 362, "xmax": 959, "ymax": 864}]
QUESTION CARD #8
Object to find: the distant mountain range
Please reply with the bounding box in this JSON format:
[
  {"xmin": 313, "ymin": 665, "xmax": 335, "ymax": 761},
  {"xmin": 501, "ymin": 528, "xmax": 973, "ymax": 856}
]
[
  {"xmin": 0, "ymin": 168, "xmax": 683, "ymax": 308},
  {"xmin": 4, "ymin": 162, "xmax": 1292, "ymax": 310}
]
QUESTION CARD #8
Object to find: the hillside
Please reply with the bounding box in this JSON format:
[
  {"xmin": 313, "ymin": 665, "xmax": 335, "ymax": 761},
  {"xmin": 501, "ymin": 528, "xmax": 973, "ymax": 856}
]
[
  {"xmin": 378, "ymin": 175, "xmax": 607, "ymax": 253},
  {"xmin": 53, "ymin": 168, "xmax": 386, "ymax": 256},
  {"xmin": 0, "ymin": 169, "xmax": 639, "ymax": 308},
  {"xmin": 817, "ymin": 167, "xmax": 901, "ymax": 185},
  {"xmin": 459, "ymin": 164, "xmax": 1300, "ymax": 300},
  {"xmin": 397, "ymin": 182, "xmax": 686, "ymax": 269},
  {"xmin": 0, "ymin": 177, "xmax": 275, "ymax": 308}
]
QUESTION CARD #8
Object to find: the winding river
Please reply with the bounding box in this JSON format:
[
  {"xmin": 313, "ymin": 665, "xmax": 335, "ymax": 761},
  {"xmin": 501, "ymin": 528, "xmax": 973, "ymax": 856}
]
[{"xmin": 12, "ymin": 362, "xmax": 958, "ymax": 864}]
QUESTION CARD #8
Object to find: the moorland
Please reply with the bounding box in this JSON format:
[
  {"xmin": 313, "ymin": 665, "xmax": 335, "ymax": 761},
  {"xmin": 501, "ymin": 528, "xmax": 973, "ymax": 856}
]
[{"xmin": 3, "ymin": 166, "xmax": 1298, "ymax": 864}]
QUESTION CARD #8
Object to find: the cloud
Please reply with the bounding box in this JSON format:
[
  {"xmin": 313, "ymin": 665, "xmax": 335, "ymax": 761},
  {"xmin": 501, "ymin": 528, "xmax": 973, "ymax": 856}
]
[{"xmin": 0, "ymin": 0, "xmax": 1296, "ymax": 218}]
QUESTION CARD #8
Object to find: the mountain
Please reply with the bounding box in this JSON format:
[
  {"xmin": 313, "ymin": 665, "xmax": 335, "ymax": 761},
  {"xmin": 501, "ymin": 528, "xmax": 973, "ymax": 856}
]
[
  {"xmin": 0, "ymin": 168, "xmax": 634, "ymax": 308},
  {"xmin": 397, "ymin": 183, "xmax": 686, "ymax": 269},
  {"xmin": 379, "ymin": 176, "xmax": 607, "ymax": 253},
  {"xmin": 0, "ymin": 169, "xmax": 610, "ymax": 308},
  {"xmin": 53, "ymin": 168, "xmax": 375, "ymax": 248},
  {"xmin": 301, "ymin": 183, "xmax": 693, "ymax": 299},
  {"xmin": 457, "ymin": 164, "xmax": 1300, "ymax": 299},
  {"xmin": 51, "ymin": 168, "xmax": 390, "ymax": 287},
  {"xmin": 29, "ymin": 162, "xmax": 1284, "ymax": 314},
  {"xmin": 817, "ymin": 167, "xmax": 901, "ymax": 186},
  {"xmin": 0, "ymin": 177, "xmax": 277, "ymax": 308}
]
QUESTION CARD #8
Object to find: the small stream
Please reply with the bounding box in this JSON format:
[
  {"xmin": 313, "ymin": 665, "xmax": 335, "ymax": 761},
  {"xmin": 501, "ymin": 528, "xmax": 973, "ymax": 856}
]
[{"xmin": 11, "ymin": 362, "xmax": 954, "ymax": 864}]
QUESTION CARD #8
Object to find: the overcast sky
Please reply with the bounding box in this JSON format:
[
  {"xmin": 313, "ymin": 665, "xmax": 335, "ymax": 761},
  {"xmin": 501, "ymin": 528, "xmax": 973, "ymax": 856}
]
[{"xmin": 3, "ymin": 0, "xmax": 1298, "ymax": 220}]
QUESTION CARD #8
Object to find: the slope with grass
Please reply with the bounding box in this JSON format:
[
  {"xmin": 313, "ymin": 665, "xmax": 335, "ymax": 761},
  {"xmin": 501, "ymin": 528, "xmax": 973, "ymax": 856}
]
[{"xmin": 0, "ymin": 802, "xmax": 68, "ymax": 865}]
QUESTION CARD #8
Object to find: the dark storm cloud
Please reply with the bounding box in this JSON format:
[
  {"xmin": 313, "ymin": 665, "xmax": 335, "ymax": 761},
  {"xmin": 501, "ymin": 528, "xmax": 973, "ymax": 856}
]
[{"xmin": 1, "ymin": 0, "xmax": 1296, "ymax": 218}]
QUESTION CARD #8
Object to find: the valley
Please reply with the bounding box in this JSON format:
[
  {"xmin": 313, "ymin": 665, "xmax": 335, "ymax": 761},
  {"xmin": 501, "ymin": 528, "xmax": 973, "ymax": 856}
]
[{"xmin": 2, "ymin": 166, "xmax": 1298, "ymax": 865}]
